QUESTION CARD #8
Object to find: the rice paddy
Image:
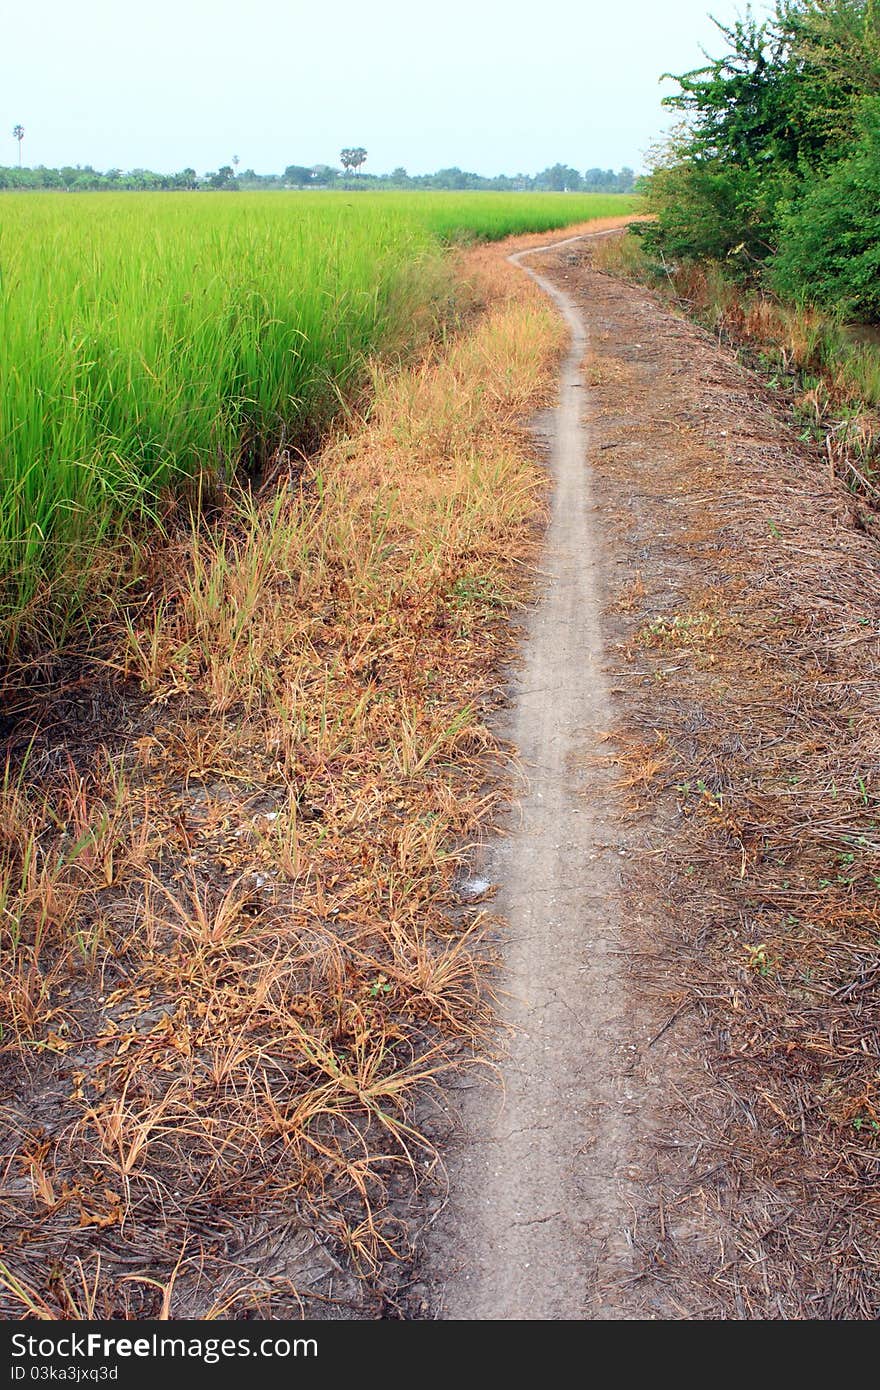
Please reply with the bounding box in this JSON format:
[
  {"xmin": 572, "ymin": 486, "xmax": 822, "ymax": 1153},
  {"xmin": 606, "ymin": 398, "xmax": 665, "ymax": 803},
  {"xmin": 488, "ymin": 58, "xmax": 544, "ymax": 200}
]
[{"xmin": 0, "ymin": 190, "xmax": 639, "ymax": 654}]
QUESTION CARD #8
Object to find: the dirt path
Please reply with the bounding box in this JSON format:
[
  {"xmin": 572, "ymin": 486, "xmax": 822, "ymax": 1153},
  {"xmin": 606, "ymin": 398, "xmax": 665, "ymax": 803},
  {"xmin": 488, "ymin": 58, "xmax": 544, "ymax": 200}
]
[{"xmin": 422, "ymin": 233, "xmax": 654, "ymax": 1320}]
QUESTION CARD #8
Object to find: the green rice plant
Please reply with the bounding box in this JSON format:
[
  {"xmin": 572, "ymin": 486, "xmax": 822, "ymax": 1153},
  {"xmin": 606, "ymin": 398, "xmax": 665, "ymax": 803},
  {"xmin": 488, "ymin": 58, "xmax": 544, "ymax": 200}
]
[{"xmin": 0, "ymin": 190, "xmax": 641, "ymax": 653}]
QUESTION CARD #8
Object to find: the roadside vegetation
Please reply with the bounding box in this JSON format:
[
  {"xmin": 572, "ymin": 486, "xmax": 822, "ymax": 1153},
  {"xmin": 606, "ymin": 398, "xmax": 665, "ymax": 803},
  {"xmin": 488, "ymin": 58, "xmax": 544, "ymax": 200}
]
[
  {"xmin": 599, "ymin": 1, "xmax": 879, "ymax": 514},
  {"xmin": 0, "ymin": 192, "xmax": 639, "ymax": 661},
  {"xmin": 644, "ymin": 0, "xmax": 878, "ymax": 316}
]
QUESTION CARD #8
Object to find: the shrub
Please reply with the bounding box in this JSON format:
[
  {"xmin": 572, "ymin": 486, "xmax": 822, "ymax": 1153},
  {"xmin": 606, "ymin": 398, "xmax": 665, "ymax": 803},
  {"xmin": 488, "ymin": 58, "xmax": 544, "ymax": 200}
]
[
  {"xmin": 643, "ymin": 155, "xmax": 792, "ymax": 268},
  {"xmin": 772, "ymin": 103, "xmax": 880, "ymax": 320}
]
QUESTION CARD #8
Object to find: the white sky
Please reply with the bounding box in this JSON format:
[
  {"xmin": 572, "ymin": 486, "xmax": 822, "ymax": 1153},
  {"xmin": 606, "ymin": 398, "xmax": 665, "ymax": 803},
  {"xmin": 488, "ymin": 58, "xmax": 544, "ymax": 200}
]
[{"xmin": 2, "ymin": 0, "xmax": 770, "ymax": 176}]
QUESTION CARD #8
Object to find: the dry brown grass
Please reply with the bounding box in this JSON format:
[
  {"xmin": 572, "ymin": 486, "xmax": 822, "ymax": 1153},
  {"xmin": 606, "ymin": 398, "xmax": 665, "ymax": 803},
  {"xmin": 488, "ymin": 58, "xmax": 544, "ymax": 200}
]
[
  {"xmin": 566, "ymin": 247, "xmax": 880, "ymax": 1317},
  {"xmin": 590, "ymin": 233, "xmax": 880, "ymax": 523},
  {"xmin": 0, "ymin": 226, "xmax": 576, "ymax": 1318}
]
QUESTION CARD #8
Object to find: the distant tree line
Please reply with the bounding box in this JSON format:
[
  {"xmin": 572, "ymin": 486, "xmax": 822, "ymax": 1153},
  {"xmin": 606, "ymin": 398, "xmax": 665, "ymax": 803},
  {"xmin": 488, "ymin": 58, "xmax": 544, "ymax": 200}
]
[
  {"xmin": 0, "ymin": 164, "xmax": 201, "ymax": 191},
  {"xmin": 0, "ymin": 160, "xmax": 638, "ymax": 195}
]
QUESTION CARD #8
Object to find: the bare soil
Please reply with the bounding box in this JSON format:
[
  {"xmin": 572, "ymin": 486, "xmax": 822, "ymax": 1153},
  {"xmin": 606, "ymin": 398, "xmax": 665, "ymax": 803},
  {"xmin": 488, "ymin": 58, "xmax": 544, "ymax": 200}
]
[{"xmin": 420, "ymin": 236, "xmax": 880, "ymax": 1319}]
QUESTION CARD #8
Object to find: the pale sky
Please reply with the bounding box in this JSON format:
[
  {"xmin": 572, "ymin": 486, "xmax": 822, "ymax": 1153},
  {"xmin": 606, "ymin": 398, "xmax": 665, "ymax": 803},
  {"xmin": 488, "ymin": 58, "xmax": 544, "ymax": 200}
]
[{"xmin": 2, "ymin": 0, "xmax": 769, "ymax": 176}]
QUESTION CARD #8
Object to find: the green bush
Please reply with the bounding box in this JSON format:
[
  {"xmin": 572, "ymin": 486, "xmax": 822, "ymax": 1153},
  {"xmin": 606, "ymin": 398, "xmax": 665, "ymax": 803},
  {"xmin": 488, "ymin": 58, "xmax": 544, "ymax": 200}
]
[
  {"xmin": 643, "ymin": 154, "xmax": 792, "ymax": 267},
  {"xmin": 647, "ymin": 2, "xmax": 880, "ymax": 285},
  {"xmin": 772, "ymin": 104, "xmax": 880, "ymax": 320},
  {"xmin": 642, "ymin": 159, "xmax": 741, "ymax": 262}
]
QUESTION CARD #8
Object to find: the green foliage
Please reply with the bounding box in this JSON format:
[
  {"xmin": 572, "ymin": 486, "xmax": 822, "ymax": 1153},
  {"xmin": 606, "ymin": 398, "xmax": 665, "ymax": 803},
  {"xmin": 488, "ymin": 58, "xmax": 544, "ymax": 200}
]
[
  {"xmin": 646, "ymin": 0, "xmax": 880, "ymax": 305},
  {"xmin": 645, "ymin": 14, "xmax": 792, "ymax": 264},
  {"xmin": 284, "ymin": 165, "xmax": 313, "ymax": 186},
  {"xmin": 0, "ymin": 190, "xmax": 641, "ymax": 650},
  {"xmin": 772, "ymin": 101, "xmax": 880, "ymax": 317},
  {"xmin": 538, "ymin": 163, "xmax": 583, "ymax": 191},
  {"xmin": 205, "ymin": 165, "xmax": 238, "ymax": 190},
  {"xmin": 662, "ymin": 13, "xmax": 799, "ymax": 166},
  {"xmin": 0, "ymin": 160, "xmax": 642, "ymax": 195},
  {"xmin": 584, "ymin": 166, "xmax": 636, "ymax": 191},
  {"xmin": 786, "ymin": 0, "xmax": 880, "ymax": 111},
  {"xmin": 643, "ymin": 140, "xmax": 783, "ymax": 263}
]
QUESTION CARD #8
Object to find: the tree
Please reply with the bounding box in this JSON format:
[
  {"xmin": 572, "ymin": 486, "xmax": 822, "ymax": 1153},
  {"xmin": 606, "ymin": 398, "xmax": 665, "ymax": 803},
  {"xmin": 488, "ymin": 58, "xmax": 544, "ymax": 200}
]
[
  {"xmin": 772, "ymin": 97, "xmax": 880, "ymax": 317},
  {"xmin": 125, "ymin": 168, "xmax": 167, "ymax": 190},
  {"xmin": 340, "ymin": 146, "xmax": 367, "ymax": 177},
  {"xmin": 643, "ymin": 0, "xmax": 880, "ymax": 286},
  {"xmin": 537, "ymin": 163, "xmax": 582, "ymax": 191},
  {"xmin": 584, "ymin": 167, "xmax": 634, "ymax": 191},
  {"xmin": 12, "ymin": 124, "xmax": 24, "ymax": 167},
  {"xmin": 432, "ymin": 166, "xmax": 468, "ymax": 189},
  {"xmin": 310, "ymin": 163, "xmax": 337, "ymax": 185},
  {"xmin": 206, "ymin": 165, "xmax": 237, "ymax": 189},
  {"xmin": 284, "ymin": 164, "xmax": 313, "ymax": 186},
  {"xmin": 647, "ymin": 7, "xmax": 831, "ymax": 263}
]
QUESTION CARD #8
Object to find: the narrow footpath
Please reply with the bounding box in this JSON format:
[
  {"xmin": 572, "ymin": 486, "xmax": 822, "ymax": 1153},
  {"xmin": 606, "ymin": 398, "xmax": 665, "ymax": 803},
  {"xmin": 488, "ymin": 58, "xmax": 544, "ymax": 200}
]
[{"xmin": 423, "ymin": 233, "xmax": 659, "ymax": 1319}]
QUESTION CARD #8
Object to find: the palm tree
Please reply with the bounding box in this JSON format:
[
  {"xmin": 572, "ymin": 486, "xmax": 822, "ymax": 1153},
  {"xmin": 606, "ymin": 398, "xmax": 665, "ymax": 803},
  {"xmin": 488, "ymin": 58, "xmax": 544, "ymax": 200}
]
[
  {"xmin": 12, "ymin": 124, "xmax": 24, "ymax": 167},
  {"xmin": 340, "ymin": 147, "xmax": 367, "ymax": 179}
]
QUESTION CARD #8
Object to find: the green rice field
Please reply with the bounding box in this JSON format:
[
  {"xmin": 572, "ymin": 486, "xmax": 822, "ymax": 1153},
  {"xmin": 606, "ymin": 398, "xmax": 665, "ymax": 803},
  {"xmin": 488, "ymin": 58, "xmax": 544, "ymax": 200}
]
[{"xmin": 0, "ymin": 190, "xmax": 640, "ymax": 650}]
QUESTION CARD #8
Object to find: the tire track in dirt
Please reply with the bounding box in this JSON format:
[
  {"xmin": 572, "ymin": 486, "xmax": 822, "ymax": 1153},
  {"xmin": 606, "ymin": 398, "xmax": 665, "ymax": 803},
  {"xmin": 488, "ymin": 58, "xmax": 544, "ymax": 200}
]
[{"xmin": 422, "ymin": 232, "xmax": 647, "ymax": 1319}]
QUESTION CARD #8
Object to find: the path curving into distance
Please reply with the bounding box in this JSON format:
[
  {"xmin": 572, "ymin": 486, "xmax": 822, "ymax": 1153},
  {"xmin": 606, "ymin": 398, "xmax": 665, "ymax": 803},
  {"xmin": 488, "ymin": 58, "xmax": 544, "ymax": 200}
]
[{"xmin": 423, "ymin": 230, "xmax": 642, "ymax": 1320}]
